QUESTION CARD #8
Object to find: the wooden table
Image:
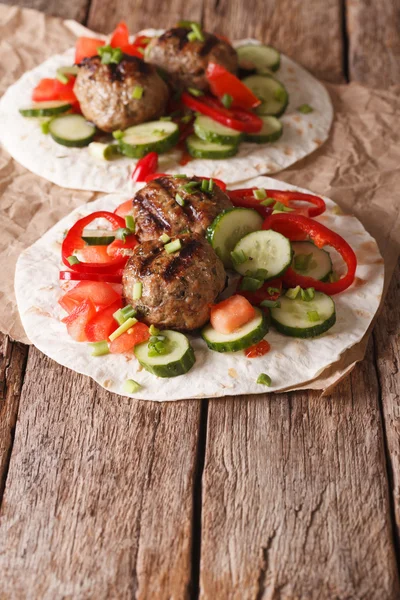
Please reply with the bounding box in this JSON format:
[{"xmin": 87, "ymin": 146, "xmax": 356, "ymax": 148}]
[{"xmin": 1, "ymin": 0, "xmax": 400, "ymax": 598}]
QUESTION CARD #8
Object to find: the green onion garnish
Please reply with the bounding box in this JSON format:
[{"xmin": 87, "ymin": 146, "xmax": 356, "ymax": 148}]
[
  {"xmin": 149, "ymin": 324, "xmax": 160, "ymax": 336},
  {"xmin": 131, "ymin": 85, "xmax": 144, "ymax": 99},
  {"xmin": 109, "ymin": 316, "xmax": 138, "ymax": 341},
  {"xmin": 148, "ymin": 335, "xmax": 169, "ymax": 357},
  {"xmin": 188, "ymin": 87, "xmax": 204, "ymax": 97},
  {"xmin": 113, "ymin": 130, "xmax": 125, "ymax": 140},
  {"xmin": 175, "ymin": 193, "xmax": 185, "ymax": 207},
  {"xmin": 89, "ymin": 340, "xmax": 110, "ymax": 356},
  {"xmin": 133, "ymin": 282, "xmax": 142, "ymax": 300},
  {"xmin": 267, "ymin": 287, "xmax": 280, "ymax": 295},
  {"xmin": 187, "ymin": 31, "xmax": 198, "ymax": 42},
  {"xmin": 182, "ymin": 181, "xmax": 200, "ymax": 193},
  {"xmin": 41, "ymin": 120, "xmax": 51, "ymax": 135},
  {"xmin": 253, "ymin": 188, "xmax": 267, "ymax": 200},
  {"xmin": 165, "ymin": 239, "xmax": 182, "ymax": 254},
  {"xmin": 272, "ymin": 202, "xmax": 294, "ymax": 214},
  {"xmin": 113, "ymin": 304, "xmax": 137, "ymax": 326},
  {"xmin": 152, "ymin": 129, "xmax": 166, "ymax": 136},
  {"xmin": 159, "ymin": 233, "xmax": 171, "ymax": 244},
  {"xmin": 190, "ymin": 23, "xmax": 205, "ymax": 42},
  {"xmin": 254, "ymin": 268, "xmax": 269, "ymax": 280},
  {"xmin": 99, "ymin": 45, "xmax": 123, "ymax": 65},
  {"xmin": 297, "ymin": 104, "xmax": 314, "ymax": 114},
  {"xmin": 307, "ymin": 310, "xmax": 320, "ymax": 322},
  {"xmin": 301, "ymin": 287, "xmax": 315, "ymax": 302},
  {"xmin": 160, "ymin": 115, "xmax": 172, "ymax": 121},
  {"xmin": 208, "ymin": 178, "xmax": 214, "ymax": 192},
  {"xmin": 240, "ymin": 276, "xmax": 264, "ymax": 292},
  {"xmin": 260, "ymin": 299, "xmax": 281, "ymax": 308},
  {"xmin": 125, "ymin": 215, "xmax": 135, "ymax": 232},
  {"xmin": 260, "ymin": 197, "xmax": 275, "ymax": 207},
  {"xmin": 181, "ymin": 114, "xmax": 192, "ymax": 124},
  {"xmin": 257, "ymin": 373, "xmax": 272, "ymax": 386},
  {"xmin": 286, "ymin": 285, "xmax": 301, "ymax": 299},
  {"xmin": 230, "ymin": 249, "xmax": 248, "ymax": 266},
  {"xmin": 56, "ymin": 71, "xmax": 69, "ymax": 84},
  {"xmin": 294, "ymin": 252, "xmax": 313, "ymax": 271},
  {"xmin": 67, "ymin": 255, "xmax": 80, "ymax": 265},
  {"xmin": 221, "ymin": 93, "xmax": 233, "ymax": 109},
  {"xmin": 274, "ymin": 88, "xmax": 286, "ymax": 102},
  {"xmin": 115, "ymin": 227, "xmax": 132, "ymax": 242},
  {"xmin": 177, "ymin": 20, "xmax": 200, "ymax": 28},
  {"xmin": 173, "ymin": 174, "xmax": 188, "ymax": 179},
  {"xmin": 123, "ymin": 379, "xmax": 141, "ymax": 394}
]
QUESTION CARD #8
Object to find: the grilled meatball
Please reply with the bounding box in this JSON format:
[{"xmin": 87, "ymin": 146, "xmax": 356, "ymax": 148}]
[
  {"xmin": 123, "ymin": 234, "xmax": 225, "ymax": 330},
  {"xmin": 131, "ymin": 175, "xmax": 232, "ymax": 242},
  {"xmin": 145, "ymin": 27, "xmax": 238, "ymax": 91},
  {"xmin": 74, "ymin": 55, "xmax": 169, "ymax": 132}
]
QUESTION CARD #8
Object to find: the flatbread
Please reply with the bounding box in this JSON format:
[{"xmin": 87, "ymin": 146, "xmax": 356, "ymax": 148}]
[
  {"xmin": 14, "ymin": 176, "xmax": 384, "ymax": 401},
  {"xmin": 0, "ymin": 31, "xmax": 333, "ymax": 192}
]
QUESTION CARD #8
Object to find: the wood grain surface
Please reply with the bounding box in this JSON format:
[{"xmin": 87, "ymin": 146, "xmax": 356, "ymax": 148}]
[{"xmin": 0, "ymin": 0, "xmax": 90, "ymax": 22}]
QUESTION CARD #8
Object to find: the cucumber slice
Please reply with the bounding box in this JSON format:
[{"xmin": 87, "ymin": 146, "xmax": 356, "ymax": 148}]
[
  {"xmin": 270, "ymin": 292, "xmax": 336, "ymax": 338},
  {"xmin": 186, "ymin": 135, "xmax": 238, "ymax": 159},
  {"xmin": 119, "ymin": 121, "xmax": 179, "ymax": 158},
  {"xmin": 237, "ymin": 44, "xmax": 281, "ymax": 73},
  {"xmin": 81, "ymin": 229, "xmax": 116, "ymax": 245},
  {"xmin": 244, "ymin": 116, "xmax": 283, "ymax": 144},
  {"xmin": 194, "ymin": 115, "xmax": 243, "ymax": 145},
  {"xmin": 19, "ymin": 100, "xmax": 72, "ymax": 118},
  {"xmin": 201, "ymin": 308, "xmax": 268, "ymax": 352},
  {"xmin": 242, "ymin": 75, "xmax": 288, "ymax": 117},
  {"xmin": 291, "ymin": 241, "xmax": 333, "ymax": 281},
  {"xmin": 88, "ymin": 142, "xmax": 119, "ymax": 161},
  {"xmin": 134, "ymin": 330, "xmax": 196, "ymax": 377},
  {"xmin": 48, "ymin": 114, "xmax": 96, "ymax": 147},
  {"xmin": 232, "ymin": 230, "xmax": 292, "ymax": 279},
  {"xmin": 206, "ymin": 208, "xmax": 264, "ymax": 268}
]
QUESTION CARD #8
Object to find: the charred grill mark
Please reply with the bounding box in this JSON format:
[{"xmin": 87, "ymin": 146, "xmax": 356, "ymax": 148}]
[
  {"xmin": 199, "ymin": 35, "xmax": 220, "ymax": 57},
  {"xmin": 180, "ymin": 238, "xmax": 201, "ymax": 259},
  {"xmin": 160, "ymin": 27, "xmax": 190, "ymax": 51},
  {"xmin": 137, "ymin": 244, "xmax": 163, "ymax": 276},
  {"xmin": 135, "ymin": 192, "xmax": 172, "ymax": 233},
  {"xmin": 162, "ymin": 239, "xmax": 202, "ymax": 282},
  {"xmin": 109, "ymin": 56, "xmax": 152, "ymax": 82}
]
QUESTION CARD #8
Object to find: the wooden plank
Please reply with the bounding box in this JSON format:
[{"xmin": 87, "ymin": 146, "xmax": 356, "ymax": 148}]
[
  {"xmin": 0, "ymin": 348, "xmax": 201, "ymax": 599},
  {"xmin": 0, "ymin": 0, "xmax": 90, "ymax": 22},
  {"xmin": 203, "ymin": 0, "xmax": 345, "ymax": 83},
  {"xmin": 346, "ymin": 0, "xmax": 400, "ymax": 87},
  {"xmin": 200, "ymin": 342, "xmax": 400, "ymax": 599}
]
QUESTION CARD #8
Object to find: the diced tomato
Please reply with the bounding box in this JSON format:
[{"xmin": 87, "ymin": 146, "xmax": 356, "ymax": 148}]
[
  {"xmin": 245, "ymin": 340, "xmax": 271, "ymax": 358},
  {"xmin": 133, "ymin": 34, "xmax": 151, "ymax": 48},
  {"xmin": 238, "ymin": 278, "xmax": 282, "ymax": 305},
  {"xmin": 206, "ymin": 63, "xmax": 261, "ymax": 110},
  {"xmin": 62, "ymin": 298, "xmax": 97, "ymax": 342},
  {"xmin": 110, "ymin": 21, "xmax": 129, "ymax": 48},
  {"xmin": 85, "ymin": 299, "xmax": 122, "ymax": 342},
  {"xmin": 107, "ymin": 236, "xmax": 138, "ymax": 258},
  {"xmin": 210, "ymin": 295, "xmax": 255, "ymax": 334},
  {"xmin": 75, "ymin": 37, "xmax": 105, "ymax": 64},
  {"xmin": 77, "ymin": 245, "xmax": 115, "ymax": 264},
  {"xmin": 32, "ymin": 78, "xmax": 57, "ymax": 102},
  {"xmin": 114, "ymin": 200, "xmax": 134, "ymax": 217},
  {"xmin": 54, "ymin": 76, "xmax": 77, "ymax": 103},
  {"xmin": 109, "ymin": 322, "xmax": 150, "ymax": 353},
  {"xmin": 120, "ymin": 44, "xmax": 143, "ymax": 58},
  {"xmin": 58, "ymin": 280, "xmax": 121, "ymax": 314}
]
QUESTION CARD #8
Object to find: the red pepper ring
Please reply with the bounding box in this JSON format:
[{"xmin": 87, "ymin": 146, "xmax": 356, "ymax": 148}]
[
  {"xmin": 181, "ymin": 92, "xmax": 263, "ymax": 133},
  {"xmin": 62, "ymin": 211, "xmax": 127, "ymax": 273},
  {"xmin": 131, "ymin": 152, "xmax": 158, "ymax": 182},
  {"xmin": 262, "ymin": 213, "xmax": 357, "ymax": 295},
  {"xmin": 59, "ymin": 270, "xmax": 123, "ymax": 283},
  {"xmin": 227, "ymin": 188, "xmax": 326, "ymax": 218}
]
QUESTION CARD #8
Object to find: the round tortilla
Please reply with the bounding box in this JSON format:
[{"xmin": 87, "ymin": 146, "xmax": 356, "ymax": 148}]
[
  {"xmin": 0, "ymin": 31, "xmax": 333, "ymax": 193},
  {"xmin": 14, "ymin": 176, "xmax": 384, "ymax": 401}
]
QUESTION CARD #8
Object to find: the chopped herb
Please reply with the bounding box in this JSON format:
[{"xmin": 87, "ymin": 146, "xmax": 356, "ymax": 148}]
[
  {"xmin": 272, "ymin": 201, "xmax": 294, "ymax": 214},
  {"xmin": 165, "ymin": 239, "xmax": 182, "ymax": 254},
  {"xmin": 137, "ymin": 47, "xmax": 145, "ymax": 55},
  {"xmin": 274, "ymin": 88, "xmax": 287, "ymax": 103},
  {"xmin": 177, "ymin": 20, "xmax": 200, "ymax": 28},
  {"xmin": 294, "ymin": 252, "xmax": 313, "ymax": 271},
  {"xmin": 112, "ymin": 130, "xmax": 125, "ymax": 140},
  {"xmin": 123, "ymin": 379, "xmax": 141, "ymax": 394},
  {"xmin": 221, "ymin": 93, "xmax": 233, "ymax": 109},
  {"xmin": 98, "ymin": 44, "xmax": 123, "ymax": 65},
  {"xmin": 152, "ymin": 129, "xmax": 166, "ymax": 136},
  {"xmin": 260, "ymin": 299, "xmax": 281, "ymax": 309},
  {"xmin": 260, "ymin": 197, "xmax": 275, "ymax": 206},
  {"xmin": 175, "ymin": 193, "xmax": 185, "ymax": 207},
  {"xmin": 125, "ymin": 215, "xmax": 135, "ymax": 232},
  {"xmin": 189, "ymin": 22, "xmax": 205, "ymax": 42},
  {"xmin": 159, "ymin": 233, "xmax": 171, "ymax": 244},
  {"xmin": 231, "ymin": 249, "xmax": 248, "ymax": 266},
  {"xmin": 132, "ymin": 282, "xmax": 142, "ymax": 300},
  {"xmin": 286, "ymin": 285, "xmax": 301, "ymax": 299},
  {"xmin": 41, "ymin": 119, "xmax": 51, "ymax": 135},
  {"xmin": 160, "ymin": 115, "xmax": 172, "ymax": 121},
  {"xmin": 188, "ymin": 87, "xmax": 204, "ymax": 97},
  {"xmin": 240, "ymin": 276, "xmax": 263, "ymax": 292},
  {"xmin": 131, "ymin": 85, "xmax": 144, "ymax": 99},
  {"xmin": 301, "ymin": 287, "xmax": 315, "ymax": 302},
  {"xmin": 148, "ymin": 336, "xmax": 169, "ymax": 357},
  {"xmin": 257, "ymin": 373, "xmax": 272, "ymax": 386},
  {"xmin": 208, "ymin": 178, "xmax": 214, "ymax": 192},
  {"xmin": 67, "ymin": 255, "xmax": 80, "ymax": 265},
  {"xmin": 115, "ymin": 227, "xmax": 132, "ymax": 242},
  {"xmin": 254, "ymin": 268, "xmax": 269, "ymax": 280},
  {"xmin": 56, "ymin": 71, "xmax": 69, "ymax": 84},
  {"xmin": 182, "ymin": 181, "xmax": 200, "ymax": 193},
  {"xmin": 181, "ymin": 114, "xmax": 193, "ymax": 124},
  {"xmin": 253, "ymin": 188, "xmax": 267, "ymax": 200},
  {"xmin": 113, "ymin": 304, "xmax": 137, "ymax": 326},
  {"xmin": 267, "ymin": 287, "xmax": 280, "ymax": 295},
  {"xmin": 307, "ymin": 310, "xmax": 320, "ymax": 322},
  {"xmin": 201, "ymin": 179, "xmax": 209, "ymax": 192},
  {"xmin": 89, "ymin": 341, "xmax": 109, "ymax": 356},
  {"xmin": 297, "ymin": 103, "xmax": 314, "ymax": 114},
  {"xmin": 109, "ymin": 316, "xmax": 138, "ymax": 341},
  {"xmin": 149, "ymin": 324, "xmax": 160, "ymax": 336}
]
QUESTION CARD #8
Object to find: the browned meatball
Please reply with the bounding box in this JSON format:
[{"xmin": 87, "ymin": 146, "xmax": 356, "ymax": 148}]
[
  {"xmin": 144, "ymin": 27, "xmax": 238, "ymax": 91},
  {"xmin": 74, "ymin": 55, "xmax": 169, "ymax": 132},
  {"xmin": 123, "ymin": 234, "xmax": 225, "ymax": 331},
  {"xmin": 131, "ymin": 175, "xmax": 232, "ymax": 242}
]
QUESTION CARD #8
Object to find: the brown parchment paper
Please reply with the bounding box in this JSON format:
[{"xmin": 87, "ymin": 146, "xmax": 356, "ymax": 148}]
[{"xmin": 1, "ymin": 4, "xmax": 399, "ymax": 393}]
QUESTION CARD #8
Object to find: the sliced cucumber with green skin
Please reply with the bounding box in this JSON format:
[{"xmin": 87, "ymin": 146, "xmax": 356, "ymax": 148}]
[
  {"xmin": 81, "ymin": 229, "xmax": 116, "ymax": 245},
  {"xmin": 19, "ymin": 100, "xmax": 72, "ymax": 118},
  {"xmin": 270, "ymin": 292, "xmax": 336, "ymax": 338},
  {"xmin": 202, "ymin": 308, "xmax": 268, "ymax": 353},
  {"xmin": 88, "ymin": 141, "xmax": 119, "ymax": 161},
  {"xmin": 232, "ymin": 229, "xmax": 292, "ymax": 280},
  {"xmin": 242, "ymin": 75, "xmax": 289, "ymax": 117},
  {"xmin": 186, "ymin": 135, "xmax": 238, "ymax": 159},
  {"xmin": 291, "ymin": 241, "xmax": 333, "ymax": 281},
  {"xmin": 245, "ymin": 116, "xmax": 283, "ymax": 144},
  {"xmin": 48, "ymin": 114, "xmax": 96, "ymax": 147},
  {"xmin": 134, "ymin": 330, "xmax": 195, "ymax": 377},
  {"xmin": 119, "ymin": 121, "xmax": 179, "ymax": 158},
  {"xmin": 194, "ymin": 115, "xmax": 243, "ymax": 145},
  {"xmin": 237, "ymin": 44, "xmax": 281, "ymax": 73},
  {"xmin": 206, "ymin": 208, "xmax": 264, "ymax": 268}
]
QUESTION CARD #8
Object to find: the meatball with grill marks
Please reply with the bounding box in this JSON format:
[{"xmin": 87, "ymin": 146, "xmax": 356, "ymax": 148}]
[
  {"xmin": 144, "ymin": 27, "xmax": 238, "ymax": 91},
  {"xmin": 131, "ymin": 175, "xmax": 232, "ymax": 242},
  {"xmin": 123, "ymin": 234, "xmax": 226, "ymax": 331},
  {"xmin": 74, "ymin": 55, "xmax": 169, "ymax": 132}
]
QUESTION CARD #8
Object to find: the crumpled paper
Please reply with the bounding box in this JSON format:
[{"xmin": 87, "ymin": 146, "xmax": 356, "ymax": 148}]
[{"xmin": 1, "ymin": 5, "xmax": 399, "ymax": 394}]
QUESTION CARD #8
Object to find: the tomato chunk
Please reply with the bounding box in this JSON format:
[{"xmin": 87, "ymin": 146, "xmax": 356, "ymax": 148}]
[
  {"xmin": 58, "ymin": 281, "xmax": 121, "ymax": 314},
  {"xmin": 77, "ymin": 245, "xmax": 115, "ymax": 264},
  {"xmin": 245, "ymin": 340, "xmax": 271, "ymax": 358},
  {"xmin": 62, "ymin": 298, "xmax": 97, "ymax": 342},
  {"xmin": 109, "ymin": 322, "xmax": 150, "ymax": 353},
  {"xmin": 107, "ymin": 235, "xmax": 138, "ymax": 258},
  {"xmin": 114, "ymin": 200, "xmax": 134, "ymax": 218},
  {"xmin": 54, "ymin": 76, "xmax": 77, "ymax": 103},
  {"xmin": 210, "ymin": 295, "xmax": 255, "ymax": 334},
  {"xmin": 110, "ymin": 21, "xmax": 129, "ymax": 48},
  {"xmin": 85, "ymin": 299, "xmax": 122, "ymax": 342},
  {"xmin": 75, "ymin": 37, "xmax": 105, "ymax": 64},
  {"xmin": 32, "ymin": 78, "xmax": 57, "ymax": 102}
]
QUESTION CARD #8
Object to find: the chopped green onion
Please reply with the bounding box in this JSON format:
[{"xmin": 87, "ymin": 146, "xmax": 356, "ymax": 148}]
[
  {"xmin": 187, "ymin": 31, "xmax": 198, "ymax": 42},
  {"xmin": 165, "ymin": 239, "xmax": 182, "ymax": 254},
  {"xmin": 301, "ymin": 287, "xmax": 315, "ymax": 302},
  {"xmin": 267, "ymin": 287, "xmax": 280, "ymax": 295},
  {"xmin": 153, "ymin": 129, "xmax": 166, "ymax": 136},
  {"xmin": 182, "ymin": 181, "xmax": 200, "ymax": 193},
  {"xmin": 260, "ymin": 299, "xmax": 281, "ymax": 308},
  {"xmin": 254, "ymin": 268, "xmax": 269, "ymax": 280},
  {"xmin": 230, "ymin": 249, "xmax": 248, "ymax": 266},
  {"xmin": 89, "ymin": 340, "xmax": 110, "ymax": 356},
  {"xmin": 133, "ymin": 282, "xmax": 142, "ymax": 300},
  {"xmin": 115, "ymin": 227, "xmax": 132, "ymax": 242},
  {"xmin": 159, "ymin": 233, "xmax": 171, "ymax": 244},
  {"xmin": 274, "ymin": 88, "xmax": 286, "ymax": 102},
  {"xmin": 67, "ymin": 255, "xmax": 80, "ymax": 265},
  {"xmin": 113, "ymin": 130, "xmax": 124, "ymax": 140},
  {"xmin": 113, "ymin": 304, "xmax": 137, "ymax": 325},
  {"xmin": 56, "ymin": 71, "xmax": 69, "ymax": 84},
  {"xmin": 257, "ymin": 373, "xmax": 272, "ymax": 386},
  {"xmin": 149, "ymin": 324, "xmax": 160, "ymax": 336},
  {"xmin": 297, "ymin": 103, "xmax": 314, "ymax": 114},
  {"xmin": 160, "ymin": 115, "xmax": 172, "ymax": 121},
  {"xmin": 272, "ymin": 202, "xmax": 294, "ymax": 214},
  {"xmin": 253, "ymin": 188, "xmax": 267, "ymax": 200},
  {"xmin": 41, "ymin": 119, "xmax": 52, "ymax": 135},
  {"xmin": 132, "ymin": 85, "xmax": 144, "ymax": 99},
  {"xmin": 221, "ymin": 93, "xmax": 233, "ymax": 109},
  {"xmin": 177, "ymin": 19, "xmax": 200, "ymax": 28},
  {"xmin": 294, "ymin": 253, "xmax": 313, "ymax": 271},
  {"xmin": 260, "ymin": 197, "xmax": 275, "ymax": 206},
  {"xmin": 286, "ymin": 285, "xmax": 301, "ymax": 299},
  {"xmin": 125, "ymin": 215, "xmax": 135, "ymax": 232},
  {"xmin": 188, "ymin": 87, "xmax": 204, "ymax": 97},
  {"xmin": 181, "ymin": 114, "xmax": 193, "ymax": 124},
  {"xmin": 148, "ymin": 336, "xmax": 169, "ymax": 357},
  {"xmin": 208, "ymin": 178, "xmax": 214, "ymax": 192},
  {"xmin": 190, "ymin": 22, "xmax": 205, "ymax": 42},
  {"xmin": 109, "ymin": 316, "xmax": 138, "ymax": 341},
  {"xmin": 201, "ymin": 179, "xmax": 209, "ymax": 192},
  {"xmin": 240, "ymin": 276, "xmax": 264, "ymax": 292},
  {"xmin": 99, "ymin": 45, "xmax": 123, "ymax": 65},
  {"xmin": 123, "ymin": 379, "xmax": 141, "ymax": 394},
  {"xmin": 175, "ymin": 193, "xmax": 185, "ymax": 207},
  {"xmin": 173, "ymin": 174, "xmax": 187, "ymax": 179},
  {"xmin": 307, "ymin": 310, "xmax": 320, "ymax": 322}
]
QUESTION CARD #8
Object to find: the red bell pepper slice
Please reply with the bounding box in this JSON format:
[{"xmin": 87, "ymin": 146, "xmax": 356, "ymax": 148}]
[
  {"xmin": 110, "ymin": 21, "xmax": 129, "ymax": 48},
  {"xmin": 120, "ymin": 44, "xmax": 143, "ymax": 58},
  {"xmin": 107, "ymin": 236, "xmax": 139, "ymax": 258},
  {"xmin": 263, "ymin": 213, "xmax": 357, "ymax": 295},
  {"xmin": 206, "ymin": 62, "xmax": 261, "ymax": 110},
  {"xmin": 131, "ymin": 152, "xmax": 159, "ymax": 182},
  {"xmin": 114, "ymin": 200, "xmax": 134, "ymax": 218},
  {"xmin": 85, "ymin": 299, "xmax": 123, "ymax": 342},
  {"xmin": 133, "ymin": 34, "xmax": 151, "ymax": 48},
  {"xmin": 227, "ymin": 188, "xmax": 326, "ymax": 218},
  {"xmin": 62, "ymin": 211, "xmax": 126, "ymax": 273},
  {"xmin": 181, "ymin": 92, "xmax": 263, "ymax": 133},
  {"xmin": 75, "ymin": 37, "xmax": 105, "ymax": 64},
  {"xmin": 60, "ymin": 270, "xmax": 124, "ymax": 283},
  {"xmin": 245, "ymin": 340, "xmax": 271, "ymax": 358}
]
